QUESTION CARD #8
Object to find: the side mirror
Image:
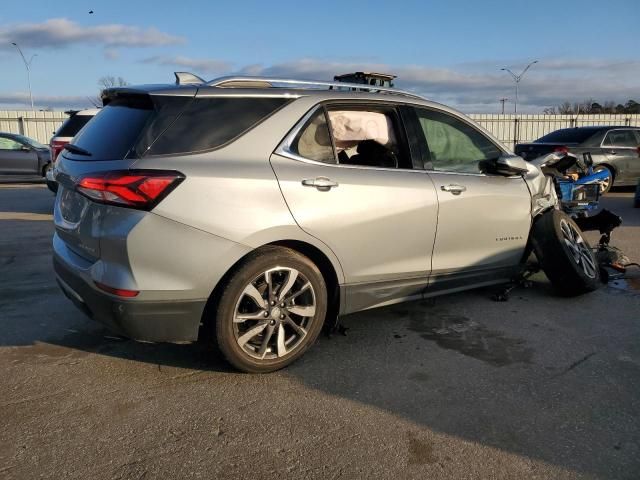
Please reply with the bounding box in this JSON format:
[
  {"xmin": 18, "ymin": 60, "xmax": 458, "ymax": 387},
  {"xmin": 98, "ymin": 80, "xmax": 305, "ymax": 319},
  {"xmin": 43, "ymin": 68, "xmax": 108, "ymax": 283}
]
[
  {"xmin": 20, "ymin": 145, "xmax": 31, "ymax": 152},
  {"xmin": 495, "ymin": 154, "xmax": 529, "ymax": 175}
]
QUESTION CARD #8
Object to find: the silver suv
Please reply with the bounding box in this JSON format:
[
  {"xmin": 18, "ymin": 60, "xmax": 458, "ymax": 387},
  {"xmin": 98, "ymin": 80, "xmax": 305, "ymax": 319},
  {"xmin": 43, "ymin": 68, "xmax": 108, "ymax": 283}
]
[{"xmin": 53, "ymin": 74, "xmax": 599, "ymax": 372}]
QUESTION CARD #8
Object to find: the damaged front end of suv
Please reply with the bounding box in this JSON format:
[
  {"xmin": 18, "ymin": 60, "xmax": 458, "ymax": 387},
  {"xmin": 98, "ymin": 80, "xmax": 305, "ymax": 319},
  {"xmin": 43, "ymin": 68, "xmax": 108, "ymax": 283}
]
[{"xmin": 514, "ymin": 150, "xmax": 626, "ymax": 296}]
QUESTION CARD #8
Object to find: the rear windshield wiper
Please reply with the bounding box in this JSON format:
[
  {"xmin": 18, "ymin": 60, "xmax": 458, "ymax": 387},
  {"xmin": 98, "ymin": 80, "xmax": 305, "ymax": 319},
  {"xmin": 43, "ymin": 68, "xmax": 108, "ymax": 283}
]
[{"xmin": 64, "ymin": 143, "xmax": 92, "ymax": 156}]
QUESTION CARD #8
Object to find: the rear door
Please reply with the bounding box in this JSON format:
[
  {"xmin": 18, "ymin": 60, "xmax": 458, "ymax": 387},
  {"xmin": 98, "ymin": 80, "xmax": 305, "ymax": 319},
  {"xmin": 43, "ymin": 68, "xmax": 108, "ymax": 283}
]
[
  {"xmin": 602, "ymin": 129, "xmax": 640, "ymax": 183},
  {"xmin": 271, "ymin": 103, "xmax": 438, "ymax": 312},
  {"xmin": 410, "ymin": 107, "xmax": 531, "ymax": 292},
  {"xmin": 0, "ymin": 136, "xmax": 39, "ymax": 173}
]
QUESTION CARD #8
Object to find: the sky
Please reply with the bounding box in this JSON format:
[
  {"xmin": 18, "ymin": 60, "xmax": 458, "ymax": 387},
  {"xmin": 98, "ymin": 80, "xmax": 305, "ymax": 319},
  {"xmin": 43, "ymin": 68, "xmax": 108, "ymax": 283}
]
[{"xmin": 0, "ymin": 0, "xmax": 638, "ymax": 113}]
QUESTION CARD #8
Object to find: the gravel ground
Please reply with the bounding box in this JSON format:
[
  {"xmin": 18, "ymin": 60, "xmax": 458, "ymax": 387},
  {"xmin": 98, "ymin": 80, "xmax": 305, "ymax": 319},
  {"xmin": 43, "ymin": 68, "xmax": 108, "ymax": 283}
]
[{"xmin": 1, "ymin": 184, "xmax": 639, "ymax": 480}]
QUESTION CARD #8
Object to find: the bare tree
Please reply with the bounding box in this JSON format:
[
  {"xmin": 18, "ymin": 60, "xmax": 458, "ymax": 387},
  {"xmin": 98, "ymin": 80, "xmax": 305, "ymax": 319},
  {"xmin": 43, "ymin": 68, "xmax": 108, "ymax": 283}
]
[
  {"xmin": 543, "ymin": 98, "xmax": 639, "ymax": 114},
  {"xmin": 88, "ymin": 76, "xmax": 129, "ymax": 107}
]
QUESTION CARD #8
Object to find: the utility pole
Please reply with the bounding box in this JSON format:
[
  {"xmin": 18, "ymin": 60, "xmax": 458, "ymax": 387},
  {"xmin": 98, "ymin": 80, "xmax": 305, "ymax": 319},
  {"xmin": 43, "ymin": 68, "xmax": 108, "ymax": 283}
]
[
  {"xmin": 500, "ymin": 60, "xmax": 538, "ymax": 114},
  {"xmin": 499, "ymin": 98, "xmax": 508, "ymax": 115},
  {"xmin": 11, "ymin": 42, "xmax": 37, "ymax": 111}
]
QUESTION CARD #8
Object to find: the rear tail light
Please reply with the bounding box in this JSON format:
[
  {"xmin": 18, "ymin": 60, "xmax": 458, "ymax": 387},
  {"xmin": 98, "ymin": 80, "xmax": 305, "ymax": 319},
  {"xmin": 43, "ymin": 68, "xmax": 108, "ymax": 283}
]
[
  {"xmin": 554, "ymin": 146, "xmax": 569, "ymax": 154},
  {"xmin": 94, "ymin": 281, "xmax": 139, "ymax": 297},
  {"xmin": 76, "ymin": 170, "xmax": 184, "ymax": 210},
  {"xmin": 50, "ymin": 140, "xmax": 67, "ymax": 163}
]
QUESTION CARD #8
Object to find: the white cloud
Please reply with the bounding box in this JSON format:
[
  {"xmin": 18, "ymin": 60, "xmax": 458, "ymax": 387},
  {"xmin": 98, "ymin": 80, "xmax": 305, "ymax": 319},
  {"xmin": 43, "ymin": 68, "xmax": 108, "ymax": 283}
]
[
  {"xmin": 0, "ymin": 18, "xmax": 184, "ymax": 49},
  {"xmin": 233, "ymin": 58, "xmax": 640, "ymax": 113},
  {"xmin": 142, "ymin": 55, "xmax": 232, "ymax": 74},
  {"xmin": 2, "ymin": 54, "xmax": 637, "ymax": 113},
  {"xmin": 0, "ymin": 92, "xmax": 93, "ymax": 109}
]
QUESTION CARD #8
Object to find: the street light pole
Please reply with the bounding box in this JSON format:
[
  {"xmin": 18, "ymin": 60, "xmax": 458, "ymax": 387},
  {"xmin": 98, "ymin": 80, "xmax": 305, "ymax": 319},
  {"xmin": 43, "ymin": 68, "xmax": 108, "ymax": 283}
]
[
  {"xmin": 501, "ymin": 60, "xmax": 538, "ymax": 115},
  {"xmin": 11, "ymin": 42, "xmax": 37, "ymax": 111},
  {"xmin": 499, "ymin": 98, "xmax": 508, "ymax": 114}
]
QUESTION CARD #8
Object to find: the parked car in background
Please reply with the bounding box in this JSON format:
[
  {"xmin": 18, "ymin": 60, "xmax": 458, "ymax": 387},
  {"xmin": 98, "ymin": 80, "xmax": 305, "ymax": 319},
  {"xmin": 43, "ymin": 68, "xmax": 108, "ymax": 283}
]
[
  {"xmin": 46, "ymin": 109, "xmax": 99, "ymax": 192},
  {"xmin": 0, "ymin": 132, "xmax": 51, "ymax": 177},
  {"xmin": 515, "ymin": 126, "xmax": 640, "ymax": 193}
]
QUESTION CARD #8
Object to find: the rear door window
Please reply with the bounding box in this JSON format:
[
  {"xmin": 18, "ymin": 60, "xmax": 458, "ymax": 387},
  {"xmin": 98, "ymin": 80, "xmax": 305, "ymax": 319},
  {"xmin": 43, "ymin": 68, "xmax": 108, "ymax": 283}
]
[
  {"xmin": 290, "ymin": 109, "xmax": 336, "ymax": 164},
  {"xmin": 289, "ymin": 104, "xmax": 412, "ymax": 169},
  {"xmin": 603, "ymin": 130, "xmax": 639, "ymax": 147}
]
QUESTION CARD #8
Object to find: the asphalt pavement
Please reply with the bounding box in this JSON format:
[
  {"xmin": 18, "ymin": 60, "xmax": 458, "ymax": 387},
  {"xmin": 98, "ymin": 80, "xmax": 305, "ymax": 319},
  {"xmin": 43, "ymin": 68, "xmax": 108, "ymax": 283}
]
[{"xmin": 1, "ymin": 184, "xmax": 639, "ymax": 479}]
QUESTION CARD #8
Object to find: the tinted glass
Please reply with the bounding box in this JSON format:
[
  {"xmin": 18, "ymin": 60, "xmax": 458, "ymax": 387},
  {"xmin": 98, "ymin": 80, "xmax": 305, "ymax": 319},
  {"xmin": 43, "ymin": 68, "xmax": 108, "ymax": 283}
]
[
  {"xmin": 62, "ymin": 97, "xmax": 153, "ymax": 161},
  {"xmin": 415, "ymin": 108, "xmax": 501, "ymax": 173},
  {"xmin": 291, "ymin": 109, "xmax": 336, "ymax": 163},
  {"xmin": 603, "ymin": 130, "xmax": 639, "ymax": 147},
  {"xmin": 535, "ymin": 128, "xmax": 600, "ymax": 144},
  {"xmin": 55, "ymin": 114, "xmax": 93, "ymax": 138},
  {"xmin": 0, "ymin": 137, "xmax": 22, "ymax": 150},
  {"xmin": 147, "ymin": 97, "xmax": 290, "ymax": 156},
  {"xmin": 13, "ymin": 134, "xmax": 47, "ymax": 149}
]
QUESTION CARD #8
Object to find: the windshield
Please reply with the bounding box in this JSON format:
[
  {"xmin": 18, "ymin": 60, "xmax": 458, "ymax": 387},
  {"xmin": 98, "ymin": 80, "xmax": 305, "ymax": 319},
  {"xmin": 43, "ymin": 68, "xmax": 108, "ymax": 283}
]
[
  {"xmin": 13, "ymin": 134, "xmax": 47, "ymax": 149},
  {"xmin": 535, "ymin": 128, "xmax": 601, "ymax": 144}
]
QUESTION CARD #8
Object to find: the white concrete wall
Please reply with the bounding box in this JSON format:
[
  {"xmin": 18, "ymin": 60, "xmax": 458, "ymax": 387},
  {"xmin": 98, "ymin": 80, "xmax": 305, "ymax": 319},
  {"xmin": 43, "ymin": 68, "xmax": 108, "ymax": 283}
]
[
  {"xmin": 469, "ymin": 114, "xmax": 640, "ymax": 148},
  {"xmin": 0, "ymin": 111, "xmax": 68, "ymax": 145}
]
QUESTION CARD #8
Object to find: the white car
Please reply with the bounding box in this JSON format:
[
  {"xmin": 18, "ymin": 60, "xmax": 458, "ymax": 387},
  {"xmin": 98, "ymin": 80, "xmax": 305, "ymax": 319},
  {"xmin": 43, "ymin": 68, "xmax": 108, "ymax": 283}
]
[{"xmin": 47, "ymin": 109, "xmax": 99, "ymax": 192}]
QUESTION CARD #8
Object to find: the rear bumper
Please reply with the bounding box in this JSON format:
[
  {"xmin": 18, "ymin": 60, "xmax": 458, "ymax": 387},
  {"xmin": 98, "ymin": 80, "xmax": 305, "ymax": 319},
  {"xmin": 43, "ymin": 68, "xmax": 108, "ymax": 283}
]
[{"xmin": 53, "ymin": 255, "xmax": 206, "ymax": 342}]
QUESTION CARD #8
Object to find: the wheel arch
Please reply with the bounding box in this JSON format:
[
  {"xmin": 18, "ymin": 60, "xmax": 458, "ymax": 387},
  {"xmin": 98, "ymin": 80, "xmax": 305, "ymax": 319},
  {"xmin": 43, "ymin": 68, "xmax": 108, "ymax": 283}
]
[
  {"xmin": 199, "ymin": 239, "xmax": 343, "ymax": 341},
  {"xmin": 594, "ymin": 162, "xmax": 617, "ymax": 180}
]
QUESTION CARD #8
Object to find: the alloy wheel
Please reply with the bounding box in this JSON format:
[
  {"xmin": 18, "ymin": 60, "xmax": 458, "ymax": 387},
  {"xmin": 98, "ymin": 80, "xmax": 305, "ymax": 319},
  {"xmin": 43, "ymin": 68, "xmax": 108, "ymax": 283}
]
[
  {"xmin": 560, "ymin": 219, "xmax": 597, "ymax": 278},
  {"xmin": 233, "ymin": 267, "xmax": 316, "ymax": 360}
]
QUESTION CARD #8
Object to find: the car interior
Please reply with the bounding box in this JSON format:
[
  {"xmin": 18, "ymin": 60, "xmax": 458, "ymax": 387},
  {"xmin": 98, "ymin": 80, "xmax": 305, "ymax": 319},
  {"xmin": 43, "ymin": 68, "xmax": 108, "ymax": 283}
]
[{"xmin": 291, "ymin": 108, "xmax": 410, "ymax": 169}]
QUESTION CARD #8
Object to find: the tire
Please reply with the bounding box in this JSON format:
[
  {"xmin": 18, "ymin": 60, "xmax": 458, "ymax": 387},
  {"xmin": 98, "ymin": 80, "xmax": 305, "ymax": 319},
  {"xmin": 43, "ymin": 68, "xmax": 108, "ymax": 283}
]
[
  {"xmin": 42, "ymin": 164, "xmax": 58, "ymax": 193},
  {"xmin": 531, "ymin": 209, "xmax": 600, "ymax": 296},
  {"xmin": 593, "ymin": 165, "xmax": 613, "ymax": 194},
  {"xmin": 214, "ymin": 246, "xmax": 327, "ymax": 373}
]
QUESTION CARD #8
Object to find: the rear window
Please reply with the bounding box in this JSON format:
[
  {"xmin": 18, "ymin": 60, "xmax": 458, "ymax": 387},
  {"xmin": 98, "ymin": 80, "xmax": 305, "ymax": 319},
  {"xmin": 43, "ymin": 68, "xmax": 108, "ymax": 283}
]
[
  {"xmin": 61, "ymin": 95, "xmax": 291, "ymax": 161},
  {"xmin": 62, "ymin": 97, "xmax": 153, "ymax": 161},
  {"xmin": 55, "ymin": 114, "xmax": 93, "ymax": 138},
  {"xmin": 146, "ymin": 97, "xmax": 291, "ymax": 156},
  {"xmin": 535, "ymin": 128, "xmax": 600, "ymax": 144}
]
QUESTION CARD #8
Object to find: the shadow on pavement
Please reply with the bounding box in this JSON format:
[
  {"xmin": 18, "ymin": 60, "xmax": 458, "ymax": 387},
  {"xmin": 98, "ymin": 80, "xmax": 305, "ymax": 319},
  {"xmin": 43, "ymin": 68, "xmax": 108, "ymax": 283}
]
[{"xmin": 2, "ymin": 185, "xmax": 639, "ymax": 479}]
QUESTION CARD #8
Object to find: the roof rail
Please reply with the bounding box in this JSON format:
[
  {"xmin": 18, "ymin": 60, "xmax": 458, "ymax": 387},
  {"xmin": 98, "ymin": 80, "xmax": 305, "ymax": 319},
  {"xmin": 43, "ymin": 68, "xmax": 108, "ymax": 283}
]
[{"xmin": 207, "ymin": 75, "xmax": 426, "ymax": 100}]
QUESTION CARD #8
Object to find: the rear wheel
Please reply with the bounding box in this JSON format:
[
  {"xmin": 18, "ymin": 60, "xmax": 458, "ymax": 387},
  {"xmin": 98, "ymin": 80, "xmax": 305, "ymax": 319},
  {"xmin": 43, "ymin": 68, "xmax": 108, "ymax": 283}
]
[
  {"xmin": 531, "ymin": 209, "xmax": 600, "ymax": 296},
  {"xmin": 214, "ymin": 246, "xmax": 327, "ymax": 373},
  {"xmin": 593, "ymin": 165, "xmax": 613, "ymax": 194}
]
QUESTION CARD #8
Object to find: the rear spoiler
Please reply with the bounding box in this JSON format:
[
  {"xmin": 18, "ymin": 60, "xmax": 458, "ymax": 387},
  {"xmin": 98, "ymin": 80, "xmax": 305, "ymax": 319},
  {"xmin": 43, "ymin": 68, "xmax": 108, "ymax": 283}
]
[{"xmin": 101, "ymin": 84, "xmax": 198, "ymax": 106}]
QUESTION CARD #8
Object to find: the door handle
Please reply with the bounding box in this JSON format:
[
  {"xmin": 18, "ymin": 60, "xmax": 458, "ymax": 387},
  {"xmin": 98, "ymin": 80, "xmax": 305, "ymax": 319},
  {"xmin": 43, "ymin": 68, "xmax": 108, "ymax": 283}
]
[
  {"xmin": 607, "ymin": 150, "xmax": 617, "ymax": 155},
  {"xmin": 441, "ymin": 184, "xmax": 467, "ymax": 195},
  {"xmin": 302, "ymin": 177, "xmax": 339, "ymax": 191}
]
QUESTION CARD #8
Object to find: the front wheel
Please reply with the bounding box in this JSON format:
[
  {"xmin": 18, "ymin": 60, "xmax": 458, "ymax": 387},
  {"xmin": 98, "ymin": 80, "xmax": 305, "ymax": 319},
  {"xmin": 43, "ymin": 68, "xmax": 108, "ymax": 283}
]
[
  {"xmin": 214, "ymin": 246, "xmax": 327, "ymax": 373},
  {"xmin": 531, "ymin": 209, "xmax": 600, "ymax": 296}
]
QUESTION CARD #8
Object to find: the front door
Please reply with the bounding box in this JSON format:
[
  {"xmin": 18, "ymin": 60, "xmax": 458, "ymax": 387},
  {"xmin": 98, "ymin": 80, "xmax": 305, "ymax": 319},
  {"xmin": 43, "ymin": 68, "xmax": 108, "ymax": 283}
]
[
  {"xmin": 0, "ymin": 136, "xmax": 38, "ymax": 174},
  {"xmin": 271, "ymin": 104, "xmax": 438, "ymax": 312},
  {"xmin": 411, "ymin": 107, "xmax": 531, "ymax": 293}
]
